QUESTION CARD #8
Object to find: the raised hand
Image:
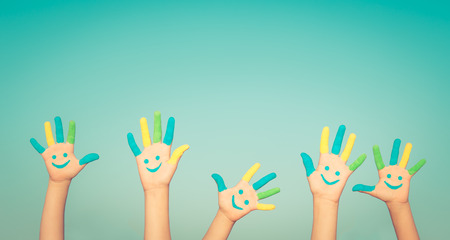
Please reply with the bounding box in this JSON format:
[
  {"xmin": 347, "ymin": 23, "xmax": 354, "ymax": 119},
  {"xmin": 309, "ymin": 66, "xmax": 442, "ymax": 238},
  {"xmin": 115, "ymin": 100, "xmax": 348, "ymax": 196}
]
[
  {"xmin": 352, "ymin": 139, "xmax": 426, "ymax": 203},
  {"xmin": 301, "ymin": 125, "xmax": 366, "ymax": 202},
  {"xmin": 30, "ymin": 116, "xmax": 99, "ymax": 182},
  {"xmin": 211, "ymin": 163, "xmax": 280, "ymax": 222},
  {"xmin": 127, "ymin": 111, "xmax": 189, "ymax": 190}
]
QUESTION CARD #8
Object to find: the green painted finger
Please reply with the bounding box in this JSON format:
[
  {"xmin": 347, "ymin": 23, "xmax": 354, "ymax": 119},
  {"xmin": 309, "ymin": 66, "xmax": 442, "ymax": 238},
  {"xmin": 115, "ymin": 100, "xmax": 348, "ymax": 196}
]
[
  {"xmin": 67, "ymin": 121, "xmax": 75, "ymax": 144},
  {"xmin": 153, "ymin": 111, "xmax": 162, "ymax": 143},
  {"xmin": 349, "ymin": 153, "xmax": 367, "ymax": 171},
  {"xmin": 408, "ymin": 159, "xmax": 426, "ymax": 175},
  {"xmin": 373, "ymin": 145, "xmax": 385, "ymax": 170},
  {"xmin": 257, "ymin": 187, "xmax": 280, "ymax": 200}
]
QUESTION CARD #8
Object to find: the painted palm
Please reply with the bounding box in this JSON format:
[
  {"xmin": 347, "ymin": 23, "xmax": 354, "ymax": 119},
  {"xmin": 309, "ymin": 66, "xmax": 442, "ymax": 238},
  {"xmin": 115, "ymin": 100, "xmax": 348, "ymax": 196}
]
[
  {"xmin": 301, "ymin": 125, "xmax": 366, "ymax": 202},
  {"xmin": 211, "ymin": 163, "xmax": 280, "ymax": 222},
  {"xmin": 127, "ymin": 111, "xmax": 189, "ymax": 190},
  {"xmin": 30, "ymin": 116, "xmax": 99, "ymax": 182},
  {"xmin": 352, "ymin": 139, "xmax": 426, "ymax": 203}
]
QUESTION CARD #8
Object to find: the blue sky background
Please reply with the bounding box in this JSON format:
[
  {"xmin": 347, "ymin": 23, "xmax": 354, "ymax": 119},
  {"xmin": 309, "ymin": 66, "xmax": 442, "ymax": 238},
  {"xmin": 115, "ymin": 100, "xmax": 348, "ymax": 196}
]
[{"xmin": 1, "ymin": 0, "xmax": 449, "ymax": 239}]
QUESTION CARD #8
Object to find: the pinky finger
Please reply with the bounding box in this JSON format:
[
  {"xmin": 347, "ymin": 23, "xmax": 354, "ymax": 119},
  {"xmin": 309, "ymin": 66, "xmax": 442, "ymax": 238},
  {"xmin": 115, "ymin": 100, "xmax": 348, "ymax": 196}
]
[{"xmin": 408, "ymin": 159, "xmax": 426, "ymax": 175}]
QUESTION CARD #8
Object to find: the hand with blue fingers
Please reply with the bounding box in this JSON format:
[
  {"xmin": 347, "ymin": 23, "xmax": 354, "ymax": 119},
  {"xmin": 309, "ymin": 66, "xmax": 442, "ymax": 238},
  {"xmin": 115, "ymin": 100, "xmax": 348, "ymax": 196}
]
[{"xmin": 30, "ymin": 116, "xmax": 99, "ymax": 182}]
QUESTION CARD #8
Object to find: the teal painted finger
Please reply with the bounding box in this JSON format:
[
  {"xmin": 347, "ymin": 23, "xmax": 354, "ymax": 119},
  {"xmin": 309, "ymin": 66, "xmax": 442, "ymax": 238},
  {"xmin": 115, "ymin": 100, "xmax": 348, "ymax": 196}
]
[
  {"xmin": 163, "ymin": 117, "xmax": 175, "ymax": 145},
  {"xmin": 373, "ymin": 145, "xmax": 385, "ymax": 170},
  {"xmin": 301, "ymin": 152, "xmax": 315, "ymax": 177},
  {"xmin": 55, "ymin": 116, "xmax": 64, "ymax": 143},
  {"xmin": 79, "ymin": 153, "xmax": 99, "ymax": 165},
  {"xmin": 30, "ymin": 138, "xmax": 45, "ymax": 154},
  {"xmin": 257, "ymin": 187, "xmax": 280, "ymax": 200},
  {"xmin": 331, "ymin": 125, "xmax": 346, "ymax": 155},
  {"xmin": 349, "ymin": 153, "xmax": 367, "ymax": 171},
  {"xmin": 352, "ymin": 184, "xmax": 375, "ymax": 192},
  {"xmin": 67, "ymin": 121, "xmax": 75, "ymax": 144},
  {"xmin": 408, "ymin": 159, "xmax": 426, "ymax": 175},
  {"xmin": 253, "ymin": 172, "xmax": 277, "ymax": 190},
  {"xmin": 127, "ymin": 133, "xmax": 141, "ymax": 156},
  {"xmin": 212, "ymin": 173, "xmax": 227, "ymax": 192},
  {"xmin": 390, "ymin": 139, "xmax": 401, "ymax": 165},
  {"xmin": 153, "ymin": 111, "xmax": 162, "ymax": 143}
]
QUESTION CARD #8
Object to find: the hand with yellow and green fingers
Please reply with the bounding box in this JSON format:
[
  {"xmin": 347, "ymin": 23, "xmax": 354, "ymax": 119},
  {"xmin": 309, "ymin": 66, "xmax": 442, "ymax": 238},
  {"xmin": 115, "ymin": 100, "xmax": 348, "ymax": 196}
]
[
  {"xmin": 352, "ymin": 139, "xmax": 426, "ymax": 203},
  {"xmin": 211, "ymin": 163, "xmax": 280, "ymax": 222},
  {"xmin": 301, "ymin": 125, "xmax": 367, "ymax": 202},
  {"xmin": 30, "ymin": 116, "xmax": 99, "ymax": 182},
  {"xmin": 127, "ymin": 111, "xmax": 189, "ymax": 190}
]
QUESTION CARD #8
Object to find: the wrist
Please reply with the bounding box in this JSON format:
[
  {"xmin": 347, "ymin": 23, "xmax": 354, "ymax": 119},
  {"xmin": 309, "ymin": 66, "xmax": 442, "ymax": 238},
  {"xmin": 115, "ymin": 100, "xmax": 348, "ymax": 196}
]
[
  {"xmin": 386, "ymin": 201, "xmax": 410, "ymax": 210},
  {"xmin": 313, "ymin": 196, "xmax": 339, "ymax": 206},
  {"xmin": 217, "ymin": 209, "xmax": 237, "ymax": 224},
  {"xmin": 144, "ymin": 185, "xmax": 169, "ymax": 196},
  {"xmin": 48, "ymin": 179, "xmax": 71, "ymax": 187}
]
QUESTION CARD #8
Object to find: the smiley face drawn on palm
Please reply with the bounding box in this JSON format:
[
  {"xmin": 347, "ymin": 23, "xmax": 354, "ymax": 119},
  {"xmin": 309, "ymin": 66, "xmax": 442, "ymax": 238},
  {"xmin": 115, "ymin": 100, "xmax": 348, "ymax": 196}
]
[
  {"xmin": 301, "ymin": 125, "xmax": 367, "ymax": 202},
  {"xmin": 127, "ymin": 111, "xmax": 189, "ymax": 190},
  {"xmin": 353, "ymin": 139, "xmax": 426, "ymax": 203},
  {"xmin": 30, "ymin": 117, "xmax": 99, "ymax": 182},
  {"xmin": 211, "ymin": 163, "xmax": 280, "ymax": 222}
]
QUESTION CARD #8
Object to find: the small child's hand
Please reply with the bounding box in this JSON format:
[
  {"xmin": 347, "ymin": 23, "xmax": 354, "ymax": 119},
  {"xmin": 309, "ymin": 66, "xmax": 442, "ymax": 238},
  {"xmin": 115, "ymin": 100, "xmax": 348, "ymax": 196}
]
[
  {"xmin": 211, "ymin": 163, "xmax": 280, "ymax": 222},
  {"xmin": 30, "ymin": 116, "xmax": 99, "ymax": 182}
]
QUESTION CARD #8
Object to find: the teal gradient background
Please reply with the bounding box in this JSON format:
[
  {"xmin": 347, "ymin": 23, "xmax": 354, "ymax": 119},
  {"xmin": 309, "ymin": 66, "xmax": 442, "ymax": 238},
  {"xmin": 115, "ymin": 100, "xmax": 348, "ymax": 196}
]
[{"xmin": 1, "ymin": 0, "xmax": 449, "ymax": 239}]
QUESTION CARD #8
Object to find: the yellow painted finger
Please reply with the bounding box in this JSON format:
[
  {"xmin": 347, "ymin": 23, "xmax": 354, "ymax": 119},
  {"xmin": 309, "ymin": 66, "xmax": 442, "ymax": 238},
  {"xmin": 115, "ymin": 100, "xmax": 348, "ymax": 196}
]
[
  {"xmin": 167, "ymin": 145, "xmax": 190, "ymax": 165},
  {"xmin": 257, "ymin": 203, "xmax": 275, "ymax": 210},
  {"xmin": 44, "ymin": 121, "xmax": 55, "ymax": 146},
  {"xmin": 242, "ymin": 163, "xmax": 261, "ymax": 182},
  {"xmin": 140, "ymin": 117, "xmax": 151, "ymax": 147},
  {"xmin": 399, "ymin": 143, "xmax": 412, "ymax": 168},
  {"xmin": 320, "ymin": 127, "xmax": 329, "ymax": 153},
  {"xmin": 341, "ymin": 133, "xmax": 356, "ymax": 162}
]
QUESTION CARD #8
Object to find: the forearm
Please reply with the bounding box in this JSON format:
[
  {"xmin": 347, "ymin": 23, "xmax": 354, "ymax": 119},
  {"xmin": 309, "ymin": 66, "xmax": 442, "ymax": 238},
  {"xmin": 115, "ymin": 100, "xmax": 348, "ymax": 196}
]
[
  {"xmin": 144, "ymin": 186, "xmax": 171, "ymax": 240},
  {"xmin": 203, "ymin": 210, "xmax": 235, "ymax": 240},
  {"xmin": 386, "ymin": 202, "xmax": 419, "ymax": 240},
  {"xmin": 40, "ymin": 180, "xmax": 71, "ymax": 240},
  {"xmin": 311, "ymin": 197, "xmax": 339, "ymax": 240}
]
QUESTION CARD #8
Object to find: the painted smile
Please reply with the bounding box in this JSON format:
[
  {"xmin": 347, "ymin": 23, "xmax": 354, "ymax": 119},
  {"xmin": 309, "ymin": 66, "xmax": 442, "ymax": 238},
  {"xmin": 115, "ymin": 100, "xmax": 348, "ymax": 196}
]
[
  {"xmin": 384, "ymin": 181, "xmax": 403, "ymax": 190},
  {"xmin": 231, "ymin": 195, "xmax": 243, "ymax": 210},
  {"xmin": 321, "ymin": 174, "xmax": 340, "ymax": 185},
  {"xmin": 146, "ymin": 162, "xmax": 162, "ymax": 173},
  {"xmin": 52, "ymin": 160, "xmax": 70, "ymax": 169}
]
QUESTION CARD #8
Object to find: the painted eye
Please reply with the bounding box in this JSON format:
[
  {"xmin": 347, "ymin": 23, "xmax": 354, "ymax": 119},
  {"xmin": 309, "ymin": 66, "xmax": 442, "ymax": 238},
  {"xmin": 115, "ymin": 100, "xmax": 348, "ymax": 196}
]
[
  {"xmin": 144, "ymin": 159, "xmax": 149, "ymax": 164},
  {"xmin": 325, "ymin": 166, "xmax": 330, "ymax": 171},
  {"xmin": 156, "ymin": 155, "xmax": 160, "ymax": 160},
  {"xmin": 63, "ymin": 153, "xmax": 68, "ymax": 157},
  {"xmin": 244, "ymin": 200, "xmax": 249, "ymax": 205},
  {"xmin": 239, "ymin": 189, "xmax": 243, "ymax": 195},
  {"xmin": 387, "ymin": 174, "xmax": 391, "ymax": 178},
  {"xmin": 398, "ymin": 176, "xmax": 402, "ymax": 180},
  {"xmin": 335, "ymin": 171, "xmax": 340, "ymax": 176},
  {"xmin": 52, "ymin": 155, "xmax": 56, "ymax": 159}
]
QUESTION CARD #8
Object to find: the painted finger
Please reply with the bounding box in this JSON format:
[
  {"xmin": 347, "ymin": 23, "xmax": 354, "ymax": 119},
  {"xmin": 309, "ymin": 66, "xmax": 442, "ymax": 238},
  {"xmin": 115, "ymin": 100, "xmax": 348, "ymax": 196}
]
[
  {"xmin": 320, "ymin": 126, "xmax": 330, "ymax": 154},
  {"xmin": 399, "ymin": 143, "xmax": 412, "ymax": 168},
  {"xmin": 373, "ymin": 145, "xmax": 385, "ymax": 170},
  {"xmin": 153, "ymin": 111, "xmax": 162, "ymax": 143},
  {"xmin": 352, "ymin": 184, "xmax": 375, "ymax": 192},
  {"xmin": 389, "ymin": 139, "xmax": 401, "ymax": 165},
  {"xmin": 55, "ymin": 116, "xmax": 64, "ymax": 143},
  {"xmin": 167, "ymin": 144, "xmax": 190, "ymax": 165},
  {"xmin": 341, "ymin": 133, "xmax": 356, "ymax": 162},
  {"xmin": 301, "ymin": 152, "xmax": 315, "ymax": 177},
  {"xmin": 348, "ymin": 153, "xmax": 367, "ymax": 171},
  {"xmin": 211, "ymin": 173, "xmax": 227, "ymax": 192},
  {"xmin": 127, "ymin": 133, "xmax": 142, "ymax": 156},
  {"xmin": 257, "ymin": 203, "xmax": 275, "ymax": 210},
  {"xmin": 242, "ymin": 163, "xmax": 261, "ymax": 182},
  {"xmin": 163, "ymin": 117, "xmax": 175, "ymax": 146},
  {"xmin": 257, "ymin": 187, "xmax": 280, "ymax": 200},
  {"xmin": 30, "ymin": 138, "xmax": 45, "ymax": 154},
  {"xmin": 140, "ymin": 117, "xmax": 151, "ymax": 147},
  {"xmin": 408, "ymin": 159, "xmax": 426, "ymax": 175},
  {"xmin": 79, "ymin": 153, "xmax": 100, "ymax": 165},
  {"xmin": 67, "ymin": 121, "xmax": 75, "ymax": 144},
  {"xmin": 252, "ymin": 173, "xmax": 277, "ymax": 190},
  {"xmin": 44, "ymin": 121, "xmax": 55, "ymax": 146},
  {"xmin": 331, "ymin": 125, "xmax": 346, "ymax": 155}
]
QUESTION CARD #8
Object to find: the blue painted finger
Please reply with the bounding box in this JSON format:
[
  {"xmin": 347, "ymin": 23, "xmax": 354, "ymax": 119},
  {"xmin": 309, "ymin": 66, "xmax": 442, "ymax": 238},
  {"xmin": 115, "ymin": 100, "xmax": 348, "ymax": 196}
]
[
  {"xmin": 389, "ymin": 139, "xmax": 401, "ymax": 165},
  {"xmin": 30, "ymin": 138, "xmax": 45, "ymax": 154},
  {"xmin": 301, "ymin": 152, "xmax": 315, "ymax": 177},
  {"xmin": 211, "ymin": 173, "xmax": 227, "ymax": 192},
  {"xmin": 55, "ymin": 116, "xmax": 64, "ymax": 143},
  {"xmin": 253, "ymin": 172, "xmax": 277, "ymax": 190},
  {"xmin": 127, "ymin": 133, "xmax": 141, "ymax": 156},
  {"xmin": 331, "ymin": 125, "xmax": 346, "ymax": 155},
  {"xmin": 352, "ymin": 184, "xmax": 375, "ymax": 192},
  {"xmin": 79, "ymin": 153, "xmax": 100, "ymax": 165},
  {"xmin": 163, "ymin": 117, "xmax": 175, "ymax": 145}
]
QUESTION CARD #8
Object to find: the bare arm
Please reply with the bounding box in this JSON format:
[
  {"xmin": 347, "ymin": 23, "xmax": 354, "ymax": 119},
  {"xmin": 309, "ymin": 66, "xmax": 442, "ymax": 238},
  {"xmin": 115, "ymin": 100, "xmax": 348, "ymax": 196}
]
[
  {"xmin": 311, "ymin": 197, "xmax": 338, "ymax": 240},
  {"xmin": 203, "ymin": 210, "xmax": 235, "ymax": 240},
  {"xmin": 145, "ymin": 187, "xmax": 171, "ymax": 240},
  {"xmin": 40, "ymin": 180, "xmax": 70, "ymax": 240},
  {"xmin": 387, "ymin": 202, "xmax": 419, "ymax": 240}
]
